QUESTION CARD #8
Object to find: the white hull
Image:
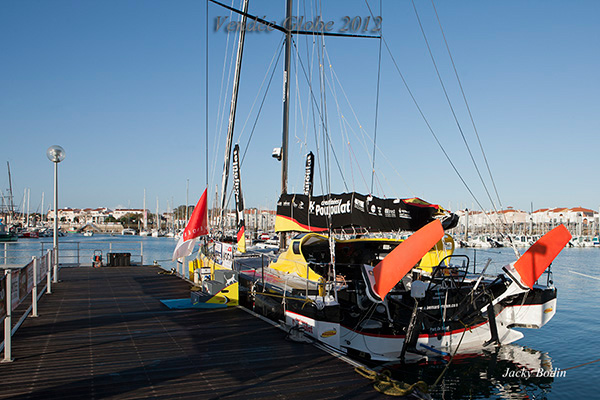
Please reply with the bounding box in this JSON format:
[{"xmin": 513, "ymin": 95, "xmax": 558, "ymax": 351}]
[{"xmin": 285, "ymin": 296, "xmax": 556, "ymax": 362}]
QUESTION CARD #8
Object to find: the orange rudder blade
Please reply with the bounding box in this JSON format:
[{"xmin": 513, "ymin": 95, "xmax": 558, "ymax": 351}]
[
  {"xmin": 513, "ymin": 224, "xmax": 571, "ymax": 289},
  {"xmin": 373, "ymin": 219, "xmax": 444, "ymax": 299}
]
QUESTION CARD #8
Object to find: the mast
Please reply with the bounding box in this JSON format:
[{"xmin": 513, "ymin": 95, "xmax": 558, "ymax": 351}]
[
  {"xmin": 279, "ymin": 0, "xmax": 292, "ymax": 250},
  {"xmin": 7, "ymin": 162, "xmax": 14, "ymax": 225},
  {"xmin": 281, "ymin": 0, "xmax": 292, "ymax": 196},
  {"xmin": 26, "ymin": 188, "xmax": 30, "ymax": 227},
  {"xmin": 156, "ymin": 197, "xmax": 159, "ymax": 231},
  {"xmin": 219, "ymin": 0, "xmax": 249, "ymax": 228},
  {"xmin": 186, "ymin": 179, "xmax": 189, "ymax": 223},
  {"xmin": 143, "ymin": 188, "xmax": 147, "ymax": 231}
]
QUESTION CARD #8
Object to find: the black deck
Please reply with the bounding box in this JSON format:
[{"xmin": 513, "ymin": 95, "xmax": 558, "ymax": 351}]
[{"xmin": 0, "ymin": 266, "xmax": 389, "ymax": 399}]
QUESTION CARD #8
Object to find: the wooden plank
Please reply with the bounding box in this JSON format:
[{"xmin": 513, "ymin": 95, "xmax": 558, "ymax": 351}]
[{"xmin": 0, "ymin": 266, "xmax": 392, "ymax": 399}]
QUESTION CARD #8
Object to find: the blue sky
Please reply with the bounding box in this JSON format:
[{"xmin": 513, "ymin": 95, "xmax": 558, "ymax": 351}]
[{"xmin": 1, "ymin": 0, "xmax": 598, "ymax": 215}]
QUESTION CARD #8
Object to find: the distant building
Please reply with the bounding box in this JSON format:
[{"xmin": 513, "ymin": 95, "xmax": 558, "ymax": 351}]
[
  {"xmin": 112, "ymin": 209, "xmax": 146, "ymax": 220},
  {"xmin": 455, "ymin": 206, "xmax": 599, "ymax": 235}
]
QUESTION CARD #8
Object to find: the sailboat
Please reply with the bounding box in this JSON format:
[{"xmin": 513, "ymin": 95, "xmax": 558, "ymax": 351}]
[
  {"xmin": 194, "ymin": 0, "xmax": 572, "ymax": 363},
  {"xmin": 139, "ymin": 189, "xmax": 151, "ymax": 236}
]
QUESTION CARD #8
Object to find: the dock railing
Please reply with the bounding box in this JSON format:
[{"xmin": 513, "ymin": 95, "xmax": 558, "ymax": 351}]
[
  {"xmin": 1, "ymin": 250, "xmax": 54, "ymax": 362},
  {"xmin": 1, "ymin": 241, "xmax": 145, "ymax": 267}
]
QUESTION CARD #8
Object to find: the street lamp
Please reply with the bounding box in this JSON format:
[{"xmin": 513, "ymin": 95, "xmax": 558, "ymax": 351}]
[{"xmin": 46, "ymin": 145, "xmax": 65, "ymax": 283}]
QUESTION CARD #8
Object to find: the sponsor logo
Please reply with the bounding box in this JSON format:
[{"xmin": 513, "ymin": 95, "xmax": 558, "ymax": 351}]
[
  {"xmin": 544, "ymin": 307, "xmax": 553, "ymax": 314},
  {"xmin": 354, "ymin": 198, "xmax": 365, "ymax": 212},
  {"xmin": 321, "ymin": 329, "xmax": 337, "ymax": 338},
  {"xmin": 292, "ymin": 318, "xmax": 314, "ymax": 334},
  {"xmin": 310, "ymin": 198, "xmax": 352, "ymax": 217}
]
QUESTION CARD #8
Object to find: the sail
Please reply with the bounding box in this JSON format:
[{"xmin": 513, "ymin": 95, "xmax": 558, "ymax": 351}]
[
  {"xmin": 275, "ymin": 192, "xmax": 453, "ymax": 233},
  {"xmin": 232, "ymin": 144, "xmax": 246, "ymax": 253}
]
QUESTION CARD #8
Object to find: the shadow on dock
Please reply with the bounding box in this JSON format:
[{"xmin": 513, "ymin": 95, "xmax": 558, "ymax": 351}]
[{"xmin": 0, "ymin": 266, "xmax": 390, "ymax": 399}]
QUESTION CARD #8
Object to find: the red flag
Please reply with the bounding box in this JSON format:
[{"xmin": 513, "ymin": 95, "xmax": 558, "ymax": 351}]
[
  {"xmin": 183, "ymin": 188, "xmax": 209, "ymax": 241},
  {"xmin": 172, "ymin": 188, "xmax": 209, "ymax": 261}
]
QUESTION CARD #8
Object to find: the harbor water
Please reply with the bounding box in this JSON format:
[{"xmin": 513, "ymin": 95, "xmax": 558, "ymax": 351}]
[{"xmin": 3, "ymin": 234, "xmax": 598, "ymax": 399}]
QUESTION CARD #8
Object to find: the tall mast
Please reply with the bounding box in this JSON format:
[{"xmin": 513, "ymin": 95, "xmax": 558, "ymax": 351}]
[
  {"xmin": 281, "ymin": 0, "xmax": 292, "ymax": 195},
  {"xmin": 143, "ymin": 188, "xmax": 147, "ymax": 231},
  {"xmin": 26, "ymin": 188, "xmax": 30, "ymax": 227},
  {"xmin": 219, "ymin": 0, "xmax": 249, "ymax": 228},
  {"xmin": 7, "ymin": 162, "xmax": 14, "ymax": 225},
  {"xmin": 278, "ymin": 0, "xmax": 293, "ymax": 250}
]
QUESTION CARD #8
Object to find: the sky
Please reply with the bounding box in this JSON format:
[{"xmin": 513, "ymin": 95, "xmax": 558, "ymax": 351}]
[{"xmin": 1, "ymin": 0, "xmax": 599, "ymax": 215}]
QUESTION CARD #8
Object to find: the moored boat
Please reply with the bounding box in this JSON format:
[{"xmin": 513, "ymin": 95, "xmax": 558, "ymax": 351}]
[
  {"xmin": 0, "ymin": 222, "xmax": 18, "ymax": 242},
  {"xmin": 188, "ymin": 0, "xmax": 572, "ymax": 364}
]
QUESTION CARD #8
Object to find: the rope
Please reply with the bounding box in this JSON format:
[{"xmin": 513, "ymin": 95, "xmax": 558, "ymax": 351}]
[
  {"xmin": 563, "ymin": 358, "xmax": 600, "ymax": 371},
  {"xmin": 253, "ymin": 290, "xmax": 316, "ymax": 308},
  {"xmin": 355, "ymin": 366, "xmax": 429, "ymax": 397}
]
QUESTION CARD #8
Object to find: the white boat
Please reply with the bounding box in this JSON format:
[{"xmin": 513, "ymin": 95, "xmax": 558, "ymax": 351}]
[{"xmin": 122, "ymin": 228, "xmax": 136, "ymax": 235}]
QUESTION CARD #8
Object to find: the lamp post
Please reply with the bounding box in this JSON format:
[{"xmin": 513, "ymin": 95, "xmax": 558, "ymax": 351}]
[{"xmin": 46, "ymin": 145, "xmax": 65, "ymax": 283}]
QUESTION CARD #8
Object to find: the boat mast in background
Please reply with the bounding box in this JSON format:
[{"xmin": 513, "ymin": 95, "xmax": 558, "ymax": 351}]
[
  {"xmin": 218, "ymin": 0, "xmax": 249, "ymax": 231},
  {"xmin": 7, "ymin": 161, "xmax": 15, "ymax": 225},
  {"xmin": 143, "ymin": 188, "xmax": 148, "ymax": 231}
]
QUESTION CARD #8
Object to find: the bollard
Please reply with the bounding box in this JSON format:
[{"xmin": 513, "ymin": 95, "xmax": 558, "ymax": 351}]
[
  {"xmin": 3, "ymin": 270, "xmax": 13, "ymax": 362},
  {"xmin": 32, "ymin": 257, "xmax": 38, "ymax": 317}
]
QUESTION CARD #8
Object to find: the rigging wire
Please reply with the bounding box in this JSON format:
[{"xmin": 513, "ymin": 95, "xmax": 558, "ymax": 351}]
[
  {"xmin": 370, "ymin": 0, "xmax": 383, "ymax": 194},
  {"xmin": 411, "ymin": 0, "xmax": 498, "ymax": 214},
  {"xmin": 239, "ymin": 39, "xmax": 286, "ymax": 164},
  {"xmin": 429, "ymin": 0, "xmax": 513, "ymax": 241},
  {"xmin": 364, "ymin": 0, "xmax": 500, "ymax": 230},
  {"xmin": 414, "ymin": 1, "xmax": 518, "ymax": 247},
  {"xmin": 321, "ymin": 48, "xmax": 417, "ymax": 198},
  {"xmin": 205, "ymin": 0, "xmax": 209, "ymax": 188},
  {"xmin": 430, "ymin": 0, "xmax": 504, "ymax": 214},
  {"xmin": 223, "ymin": 39, "xmax": 285, "ymax": 210},
  {"xmin": 209, "ymin": 0, "xmax": 238, "ymax": 199},
  {"xmin": 291, "ymin": 37, "xmax": 349, "ymax": 192}
]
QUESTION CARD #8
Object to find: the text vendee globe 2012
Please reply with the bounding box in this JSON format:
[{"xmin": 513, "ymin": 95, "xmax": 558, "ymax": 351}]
[{"xmin": 215, "ymin": 15, "xmax": 382, "ymax": 34}]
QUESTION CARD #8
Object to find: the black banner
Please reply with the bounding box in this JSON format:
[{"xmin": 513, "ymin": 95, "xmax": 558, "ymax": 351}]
[
  {"xmin": 276, "ymin": 192, "xmax": 446, "ymax": 233},
  {"xmin": 303, "ymin": 152, "xmax": 314, "ymax": 197},
  {"xmin": 232, "ymin": 144, "xmax": 245, "ymax": 230}
]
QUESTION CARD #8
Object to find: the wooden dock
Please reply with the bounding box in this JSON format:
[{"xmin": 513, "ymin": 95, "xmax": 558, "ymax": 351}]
[{"xmin": 0, "ymin": 266, "xmax": 391, "ymax": 399}]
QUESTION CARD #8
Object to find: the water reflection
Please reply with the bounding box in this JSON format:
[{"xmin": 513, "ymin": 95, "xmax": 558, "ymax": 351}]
[{"xmin": 381, "ymin": 344, "xmax": 554, "ymax": 399}]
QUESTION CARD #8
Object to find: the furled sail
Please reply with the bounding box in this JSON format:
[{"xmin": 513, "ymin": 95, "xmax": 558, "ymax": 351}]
[
  {"xmin": 275, "ymin": 192, "xmax": 457, "ymax": 233},
  {"xmin": 232, "ymin": 144, "xmax": 246, "ymax": 252}
]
